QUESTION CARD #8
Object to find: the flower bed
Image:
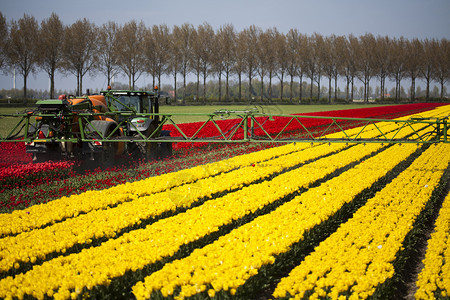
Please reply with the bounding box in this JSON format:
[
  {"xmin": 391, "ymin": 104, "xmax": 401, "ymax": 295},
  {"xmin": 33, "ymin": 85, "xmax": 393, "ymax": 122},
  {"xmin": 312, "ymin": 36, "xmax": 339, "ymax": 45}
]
[
  {"xmin": 415, "ymin": 191, "xmax": 450, "ymax": 299},
  {"xmin": 0, "ymin": 104, "xmax": 448, "ymax": 300}
]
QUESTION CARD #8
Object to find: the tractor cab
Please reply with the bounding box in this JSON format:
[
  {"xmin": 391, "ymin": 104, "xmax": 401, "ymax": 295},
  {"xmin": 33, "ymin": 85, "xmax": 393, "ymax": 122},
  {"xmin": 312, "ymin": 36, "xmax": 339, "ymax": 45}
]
[{"xmin": 100, "ymin": 87, "xmax": 160, "ymax": 115}]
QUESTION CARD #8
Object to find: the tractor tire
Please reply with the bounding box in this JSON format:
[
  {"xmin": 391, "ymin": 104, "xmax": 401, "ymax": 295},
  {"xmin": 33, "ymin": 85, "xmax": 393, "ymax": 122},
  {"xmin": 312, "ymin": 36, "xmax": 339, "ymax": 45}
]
[
  {"xmin": 131, "ymin": 123, "xmax": 156, "ymax": 160},
  {"xmin": 32, "ymin": 144, "xmax": 63, "ymax": 163},
  {"xmin": 86, "ymin": 120, "xmax": 119, "ymax": 168},
  {"xmin": 157, "ymin": 142, "xmax": 173, "ymax": 159}
]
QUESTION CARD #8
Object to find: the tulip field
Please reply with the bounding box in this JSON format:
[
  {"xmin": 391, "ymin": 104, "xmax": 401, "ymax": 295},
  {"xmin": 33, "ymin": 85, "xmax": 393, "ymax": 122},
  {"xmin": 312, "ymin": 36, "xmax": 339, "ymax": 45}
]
[{"xmin": 0, "ymin": 103, "xmax": 449, "ymax": 300}]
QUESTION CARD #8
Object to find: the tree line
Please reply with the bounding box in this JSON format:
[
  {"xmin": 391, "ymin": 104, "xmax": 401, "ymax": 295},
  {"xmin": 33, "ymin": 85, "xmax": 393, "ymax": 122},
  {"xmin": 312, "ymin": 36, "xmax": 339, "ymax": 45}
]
[{"xmin": 0, "ymin": 12, "xmax": 448, "ymax": 102}]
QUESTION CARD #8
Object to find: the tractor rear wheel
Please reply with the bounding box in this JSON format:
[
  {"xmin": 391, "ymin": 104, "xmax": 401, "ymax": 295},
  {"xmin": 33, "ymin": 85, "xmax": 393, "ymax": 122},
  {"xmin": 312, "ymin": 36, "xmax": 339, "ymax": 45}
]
[
  {"xmin": 86, "ymin": 120, "xmax": 119, "ymax": 168},
  {"xmin": 131, "ymin": 124, "xmax": 156, "ymax": 160}
]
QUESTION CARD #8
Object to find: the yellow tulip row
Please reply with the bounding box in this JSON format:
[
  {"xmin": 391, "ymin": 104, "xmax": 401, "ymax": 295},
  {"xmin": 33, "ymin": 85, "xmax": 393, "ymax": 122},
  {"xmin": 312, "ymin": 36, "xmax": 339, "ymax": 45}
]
[
  {"xmin": 0, "ymin": 137, "xmax": 313, "ymax": 237},
  {"xmin": 131, "ymin": 140, "xmax": 427, "ymax": 300},
  {"xmin": 0, "ymin": 141, "xmax": 353, "ymax": 273},
  {"xmin": 273, "ymin": 143, "xmax": 450, "ymax": 300},
  {"xmin": 0, "ymin": 115, "xmax": 410, "ymax": 273},
  {"xmin": 415, "ymin": 191, "xmax": 450, "ymax": 300},
  {"xmin": 0, "ymin": 134, "xmax": 393, "ymax": 299}
]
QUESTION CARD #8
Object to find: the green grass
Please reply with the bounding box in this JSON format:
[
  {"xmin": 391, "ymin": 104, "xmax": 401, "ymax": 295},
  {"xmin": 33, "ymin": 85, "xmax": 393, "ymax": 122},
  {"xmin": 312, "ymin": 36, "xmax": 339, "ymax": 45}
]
[
  {"xmin": 158, "ymin": 104, "xmax": 387, "ymax": 123},
  {"xmin": 0, "ymin": 104, "xmax": 387, "ymax": 139},
  {"xmin": 0, "ymin": 107, "xmax": 35, "ymax": 139}
]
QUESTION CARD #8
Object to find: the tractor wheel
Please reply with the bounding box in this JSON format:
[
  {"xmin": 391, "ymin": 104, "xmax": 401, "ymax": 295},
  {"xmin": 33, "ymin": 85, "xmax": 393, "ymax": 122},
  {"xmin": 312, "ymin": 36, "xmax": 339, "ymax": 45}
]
[
  {"xmin": 157, "ymin": 142, "xmax": 173, "ymax": 158},
  {"xmin": 32, "ymin": 144, "xmax": 63, "ymax": 163},
  {"xmin": 97, "ymin": 139, "xmax": 116, "ymax": 168},
  {"xmin": 86, "ymin": 120, "xmax": 119, "ymax": 168},
  {"xmin": 131, "ymin": 124, "xmax": 156, "ymax": 160}
]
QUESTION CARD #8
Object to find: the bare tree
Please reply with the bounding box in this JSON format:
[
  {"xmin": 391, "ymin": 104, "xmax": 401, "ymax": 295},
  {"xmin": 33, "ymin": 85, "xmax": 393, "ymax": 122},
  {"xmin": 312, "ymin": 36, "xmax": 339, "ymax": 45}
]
[
  {"xmin": 322, "ymin": 35, "xmax": 339, "ymax": 103},
  {"xmin": 305, "ymin": 34, "xmax": 321, "ymax": 101},
  {"xmin": 190, "ymin": 26, "xmax": 202, "ymax": 101},
  {"xmin": 342, "ymin": 35, "xmax": 359, "ymax": 102},
  {"xmin": 241, "ymin": 25, "xmax": 259, "ymax": 101},
  {"xmin": 116, "ymin": 20, "xmax": 146, "ymax": 90},
  {"xmin": 356, "ymin": 33, "xmax": 376, "ymax": 102},
  {"xmin": 7, "ymin": 14, "xmax": 40, "ymax": 98},
  {"xmin": 62, "ymin": 18, "xmax": 98, "ymax": 95},
  {"xmin": 389, "ymin": 37, "xmax": 407, "ymax": 102},
  {"xmin": 256, "ymin": 28, "xmax": 273, "ymax": 101},
  {"xmin": 297, "ymin": 33, "xmax": 308, "ymax": 102},
  {"xmin": 144, "ymin": 24, "xmax": 170, "ymax": 89},
  {"xmin": 0, "ymin": 12, "xmax": 7, "ymax": 71},
  {"xmin": 173, "ymin": 23, "xmax": 194, "ymax": 102},
  {"xmin": 274, "ymin": 29, "xmax": 289, "ymax": 101},
  {"xmin": 373, "ymin": 36, "xmax": 390, "ymax": 101},
  {"xmin": 405, "ymin": 38, "xmax": 423, "ymax": 101},
  {"xmin": 216, "ymin": 24, "xmax": 236, "ymax": 102},
  {"xmin": 194, "ymin": 22, "xmax": 214, "ymax": 102},
  {"xmin": 432, "ymin": 38, "xmax": 449, "ymax": 100},
  {"xmin": 98, "ymin": 21, "xmax": 120, "ymax": 88},
  {"xmin": 234, "ymin": 31, "xmax": 247, "ymax": 102},
  {"xmin": 420, "ymin": 39, "xmax": 434, "ymax": 101},
  {"xmin": 312, "ymin": 33, "xmax": 325, "ymax": 101},
  {"xmin": 39, "ymin": 13, "xmax": 64, "ymax": 99},
  {"xmin": 168, "ymin": 27, "xmax": 182, "ymax": 102},
  {"xmin": 286, "ymin": 29, "xmax": 300, "ymax": 102}
]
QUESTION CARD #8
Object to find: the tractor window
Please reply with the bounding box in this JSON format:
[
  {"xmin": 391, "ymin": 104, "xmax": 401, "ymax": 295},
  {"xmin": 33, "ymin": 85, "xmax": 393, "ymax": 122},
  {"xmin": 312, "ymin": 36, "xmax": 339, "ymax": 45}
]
[
  {"xmin": 142, "ymin": 95, "xmax": 150, "ymax": 113},
  {"xmin": 117, "ymin": 96, "xmax": 140, "ymax": 112}
]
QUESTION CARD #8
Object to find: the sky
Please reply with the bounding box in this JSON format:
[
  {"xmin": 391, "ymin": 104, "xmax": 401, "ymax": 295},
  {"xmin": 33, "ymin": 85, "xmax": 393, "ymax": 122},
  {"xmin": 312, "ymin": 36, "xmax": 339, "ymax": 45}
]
[{"xmin": 0, "ymin": 0, "xmax": 449, "ymax": 94}]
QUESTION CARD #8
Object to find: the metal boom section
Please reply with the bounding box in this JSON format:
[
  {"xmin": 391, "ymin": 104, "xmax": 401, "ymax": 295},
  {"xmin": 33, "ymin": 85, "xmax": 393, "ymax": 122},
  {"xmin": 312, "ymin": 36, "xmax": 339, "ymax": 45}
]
[{"xmin": 0, "ymin": 110, "xmax": 448, "ymax": 144}]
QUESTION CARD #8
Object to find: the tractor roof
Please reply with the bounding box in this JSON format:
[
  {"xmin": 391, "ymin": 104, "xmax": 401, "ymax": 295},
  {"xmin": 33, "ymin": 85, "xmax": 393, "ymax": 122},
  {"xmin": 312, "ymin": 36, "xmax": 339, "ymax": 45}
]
[{"xmin": 100, "ymin": 90, "xmax": 157, "ymax": 96}]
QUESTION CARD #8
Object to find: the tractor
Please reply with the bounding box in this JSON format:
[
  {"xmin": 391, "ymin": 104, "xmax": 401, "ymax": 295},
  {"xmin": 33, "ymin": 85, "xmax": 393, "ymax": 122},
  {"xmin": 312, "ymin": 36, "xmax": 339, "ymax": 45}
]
[{"xmin": 25, "ymin": 86, "xmax": 172, "ymax": 166}]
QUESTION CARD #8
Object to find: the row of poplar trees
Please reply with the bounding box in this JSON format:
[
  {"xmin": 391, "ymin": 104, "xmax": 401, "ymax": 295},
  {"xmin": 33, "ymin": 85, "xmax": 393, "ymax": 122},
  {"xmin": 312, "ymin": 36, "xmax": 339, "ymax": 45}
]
[{"xmin": 0, "ymin": 12, "xmax": 448, "ymax": 102}]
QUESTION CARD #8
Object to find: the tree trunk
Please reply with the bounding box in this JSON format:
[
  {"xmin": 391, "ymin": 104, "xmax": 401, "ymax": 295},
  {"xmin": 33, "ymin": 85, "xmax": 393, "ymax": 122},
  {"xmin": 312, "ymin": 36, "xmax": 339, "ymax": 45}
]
[
  {"xmin": 410, "ymin": 77, "xmax": 416, "ymax": 101},
  {"xmin": 238, "ymin": 73, "xmax": 242, "ymax": 102},
  {"xmin": 218, "ymin": 73, "xmax": 222, "ymax": 102},
  {"xmin": 248, "ymin": 72, "xmax": 252, "ymax": 101},
  {"xmin": 299, "ymin": 73, "xmax": 303, "ymax": 103},
  {"xmin": 350, "ymin": 76, "xmax": 354, "ymax": 101},
  {"xmin": 174, "ymin": 72, "xmax": 177, "ymax": 102},
  {"xmin": 23, "ymin": 75, "xmax": 27, "ymax": 99},
  {"xmin": 77, "ymin": 73, "xmax": 80, "ymax": 96},
  {"xmin": 334, "ymin": 76, "xmax": 338, "ymax": 101},
  {"xmin": 317, "ymin": 74, "xmax": 321, "ymax": 101},
  {"xmin": 183, "ymin": 70, "xmax": 186, "ymax": 102},
  {"xmin": 203, "ymin": 72, "xmax": 207, "ymax": 104},
  {"xmin": 225, "ymin": 71, "xmax": 229, "ymax": 102},
  {"xmin": 260, "ymin": 75, "xmax": 264, "ymax": 101},
  {"xmin": 346, "ymin": 77, "xmax": 350, "ymax": 102},
  {"xmin": 280, "ymin": 73, "xmax": 284, "ymax": 102},
  {"xmin": 196, "ymin": 72, "xmax": 200, "ymax": 102},
  {"xmin": 328, "ymin": 77, "xmax": 332, "ymax": 104},
  {"xmin": 290, "ymin": 75, "xmax": 294, "ymax": 103},
  {"xmin": 269, "ymin": 71, "xmax": 273, "ymax": 101},
  {"xmin": 50, "ymin": 70, "xmax": 55, "ymax": 99},
  {"xmin": 310, "ymin": 76, "xmax": 314, "ymax": 103},
  {"xmin": 80, "ymin": 71, "xmax": 85, "ymax": 96}
]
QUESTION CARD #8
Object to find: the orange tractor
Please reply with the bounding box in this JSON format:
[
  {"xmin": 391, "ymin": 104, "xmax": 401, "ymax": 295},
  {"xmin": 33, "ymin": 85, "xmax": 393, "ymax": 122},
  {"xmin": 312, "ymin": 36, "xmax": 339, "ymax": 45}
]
[{"xmin": 26, "ymin": 87, "xmax": 172, "ymax": 166}]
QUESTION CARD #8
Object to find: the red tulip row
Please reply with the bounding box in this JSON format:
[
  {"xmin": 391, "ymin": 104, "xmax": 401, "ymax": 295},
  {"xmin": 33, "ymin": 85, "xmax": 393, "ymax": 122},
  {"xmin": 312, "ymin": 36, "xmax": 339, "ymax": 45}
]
[{"xmin": 163, "ymin": 103, "xmax": 445, "ymax": 149}]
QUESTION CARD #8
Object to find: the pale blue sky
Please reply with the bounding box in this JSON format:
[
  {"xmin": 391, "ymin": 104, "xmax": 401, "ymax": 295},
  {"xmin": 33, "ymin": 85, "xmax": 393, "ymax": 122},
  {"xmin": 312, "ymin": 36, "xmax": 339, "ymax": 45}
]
[{"xmin": 1, "ymin": 0, "xmax": 449, "ymax": 92}]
